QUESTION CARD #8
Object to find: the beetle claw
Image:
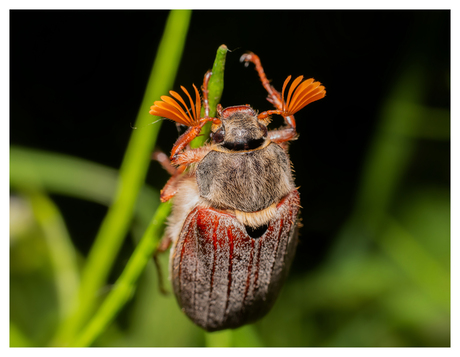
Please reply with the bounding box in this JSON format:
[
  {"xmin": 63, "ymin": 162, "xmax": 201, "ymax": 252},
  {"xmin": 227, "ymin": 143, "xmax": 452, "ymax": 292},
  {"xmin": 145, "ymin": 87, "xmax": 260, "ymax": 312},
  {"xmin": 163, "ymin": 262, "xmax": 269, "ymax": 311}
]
[{"xmin": 240, "ymin": 52, "xmax": 253, "ymax": 66}]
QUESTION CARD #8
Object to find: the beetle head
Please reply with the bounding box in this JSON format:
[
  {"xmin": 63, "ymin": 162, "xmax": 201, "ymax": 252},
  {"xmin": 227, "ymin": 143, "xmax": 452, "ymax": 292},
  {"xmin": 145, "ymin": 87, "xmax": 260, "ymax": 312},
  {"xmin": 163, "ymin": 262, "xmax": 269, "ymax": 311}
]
[{"xmin": 211, "ymin": 105, "xmax": 268, "ymax": 151}]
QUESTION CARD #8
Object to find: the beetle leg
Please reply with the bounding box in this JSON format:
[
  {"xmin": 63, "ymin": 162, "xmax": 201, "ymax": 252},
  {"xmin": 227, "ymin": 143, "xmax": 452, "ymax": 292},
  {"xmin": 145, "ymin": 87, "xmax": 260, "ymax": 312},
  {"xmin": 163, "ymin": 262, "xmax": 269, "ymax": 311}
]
[
  {"xmin": 151, "ymin": 151, "xmax": 175, "ymax": 293},
  {"xmin": 153, "ymin": 236, "xmax": 172, "ymax": 295},
  {"xmin": 257, "ymin": 109, "xmax": 282, "ymax": 120},
  {"xmin": 202, "ymin": 70, "xmax": 212, "ymax": 118},
  {"xmin": 152, "ymin": 150, "xmax": 177, "ymax": 176},
  {"xmin": 160, "ymin": 174, "xmax": 179, "ymax": 202},
  {"xmin": 157, "ymin": 146, "xmax": 211, "ymax": 202},
  {"xmin": 267, "ymin": 127, "xmax": 297, "ymax": 145},
  {"xmin": 158, "ymin": 165, "xmax": 186, "ymax": 202},
  {"xmin": 171, "ymin": 146, "xmax": 212, "ymax": 166},
  {"xmin": 169, "ymin": 115, "xmax": 221, "ymax": 161},
  {"xmin": 241, "ymin": 52, "xmax": 297, "ymax": 130},
  {"xmin": 240, "ymin": 52, "xmax": 283, "ymax": 110},
  {"xmin": 153, "ymin": 150, "xmax": 183, "ymax": 201},
  {"xmin": 258, "ymin": 110, "xmax": 297, "ymax": 145},
  {"xmin": 170, "ymin": 125, "xmax": 204, "ymax": 161}
]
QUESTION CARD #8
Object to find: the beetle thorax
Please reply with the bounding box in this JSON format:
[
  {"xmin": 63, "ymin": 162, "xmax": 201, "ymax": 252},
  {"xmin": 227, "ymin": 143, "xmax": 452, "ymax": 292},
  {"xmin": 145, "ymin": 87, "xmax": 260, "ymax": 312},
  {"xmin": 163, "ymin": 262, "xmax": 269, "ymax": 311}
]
[{"xmin": 196, "ymin": 143, "xmax": 294, "ymax": 214}]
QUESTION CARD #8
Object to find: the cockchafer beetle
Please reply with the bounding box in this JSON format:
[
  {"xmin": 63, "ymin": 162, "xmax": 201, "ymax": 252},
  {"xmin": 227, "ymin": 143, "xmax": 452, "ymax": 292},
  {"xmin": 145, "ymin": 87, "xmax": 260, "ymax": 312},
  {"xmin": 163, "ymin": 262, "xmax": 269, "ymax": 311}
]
[{"xmin": 149, "ymin": 52, "xmax": 326, "ymax": 332}]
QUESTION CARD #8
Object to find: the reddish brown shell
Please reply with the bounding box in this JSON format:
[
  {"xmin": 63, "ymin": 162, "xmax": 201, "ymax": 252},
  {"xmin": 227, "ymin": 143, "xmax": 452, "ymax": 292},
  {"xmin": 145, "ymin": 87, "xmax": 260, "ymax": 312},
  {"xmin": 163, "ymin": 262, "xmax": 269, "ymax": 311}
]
[{"xmin": 171, "ymin": 189, "xmax": 300, "ymax": 331}]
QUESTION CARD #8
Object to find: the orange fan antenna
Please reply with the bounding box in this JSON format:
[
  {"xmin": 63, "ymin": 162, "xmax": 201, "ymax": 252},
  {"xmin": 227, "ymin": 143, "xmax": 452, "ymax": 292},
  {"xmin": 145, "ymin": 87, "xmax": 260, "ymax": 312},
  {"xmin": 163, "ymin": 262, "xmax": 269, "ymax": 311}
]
[
  {"xmin": 281, "ymin": 75, "xmax": 326, "ymax": 116},
  {"xmin": 149, "ymin": 84, "xmax": 202, "ymax": 127}
]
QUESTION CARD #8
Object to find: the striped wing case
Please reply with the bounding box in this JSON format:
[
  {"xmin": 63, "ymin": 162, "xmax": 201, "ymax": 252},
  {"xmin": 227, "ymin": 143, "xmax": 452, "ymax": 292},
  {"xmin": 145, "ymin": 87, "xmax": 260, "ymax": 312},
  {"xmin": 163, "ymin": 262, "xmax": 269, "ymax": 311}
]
[{"xmin": 171, "ymin": 189, "xmax": 300, "ymax": 331}]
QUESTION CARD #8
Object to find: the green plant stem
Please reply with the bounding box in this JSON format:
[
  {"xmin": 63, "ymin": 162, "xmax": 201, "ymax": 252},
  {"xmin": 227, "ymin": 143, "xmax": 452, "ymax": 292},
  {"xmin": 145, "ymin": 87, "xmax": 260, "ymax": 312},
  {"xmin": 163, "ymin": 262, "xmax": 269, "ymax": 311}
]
[
  {"xmin": 73, "ymin": 44, "xmax": 228, "ymax": 347},
  {"xmin": 205, "ymin": 329, "xmax": 233, "ymax": 347},
  {"xmin": 191, "ymin": 44, "xmax": 227, "ymax": 148},
  {"xmin": 205, "ymin": 325, "xmax": 263, "ymax": 347},
  {"xmin": 52, "ymin": 10, "xmax": 192, "ymax": 346},
  {"xmin": 73, "ymin": 201, "xmax": 172, "ymax": 347}
]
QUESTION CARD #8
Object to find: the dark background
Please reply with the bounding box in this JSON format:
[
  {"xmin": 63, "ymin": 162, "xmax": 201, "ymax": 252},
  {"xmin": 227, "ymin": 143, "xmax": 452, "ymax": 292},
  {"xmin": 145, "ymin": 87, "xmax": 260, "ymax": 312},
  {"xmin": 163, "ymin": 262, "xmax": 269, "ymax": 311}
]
[{"xmin": 10, "ymin": 10, "xmax": 450, "ymax": 347}]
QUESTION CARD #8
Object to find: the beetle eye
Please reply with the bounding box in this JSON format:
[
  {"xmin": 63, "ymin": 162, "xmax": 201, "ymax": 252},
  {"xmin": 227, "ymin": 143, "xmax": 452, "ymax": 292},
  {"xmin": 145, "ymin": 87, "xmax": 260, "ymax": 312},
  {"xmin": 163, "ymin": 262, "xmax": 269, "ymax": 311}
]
[{"xmin": 211, "ymin": 127, "xmax": 225, "ymax": 143}]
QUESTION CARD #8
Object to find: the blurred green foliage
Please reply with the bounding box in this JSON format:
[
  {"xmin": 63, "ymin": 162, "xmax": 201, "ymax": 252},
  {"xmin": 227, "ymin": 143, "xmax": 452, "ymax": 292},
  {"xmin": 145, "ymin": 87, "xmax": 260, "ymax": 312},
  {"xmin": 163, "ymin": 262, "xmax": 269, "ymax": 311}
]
[{"xmin": 10, "ymin": 10, "xmax": 449, "ymax": 347}]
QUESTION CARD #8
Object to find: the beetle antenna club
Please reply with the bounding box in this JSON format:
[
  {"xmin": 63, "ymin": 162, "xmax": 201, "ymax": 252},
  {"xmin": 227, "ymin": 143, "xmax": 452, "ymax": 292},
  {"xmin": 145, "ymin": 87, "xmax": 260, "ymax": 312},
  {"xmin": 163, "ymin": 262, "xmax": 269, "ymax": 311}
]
[{"xmin": 149, "ymin": 51, "xmax": 325, "ymax": 332}]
